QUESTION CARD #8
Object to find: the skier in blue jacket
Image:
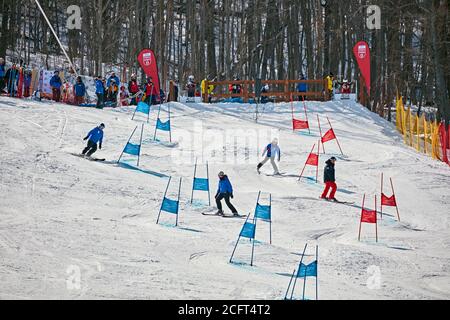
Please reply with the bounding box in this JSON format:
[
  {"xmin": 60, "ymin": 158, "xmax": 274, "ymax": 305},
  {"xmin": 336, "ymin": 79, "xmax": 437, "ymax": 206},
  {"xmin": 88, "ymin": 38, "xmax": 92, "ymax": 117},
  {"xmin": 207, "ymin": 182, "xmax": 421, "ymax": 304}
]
[
  {"xmin": 106, "ymin": 72, "xmax": 120, "ymax": 88},
  {"xmin": 0, "ymin": 57, "xmax": 6, "ymax": 93},
  {"xmin": 215, "ymin": 171, "xmax": 238, "ymax": 216},
  {"xmin": 257, "ymin": 138, "xmax": 281, "ymax": 175},
  {"xmin": 82, "ymin": 123, "xmax": 105, "ymax": 157}
]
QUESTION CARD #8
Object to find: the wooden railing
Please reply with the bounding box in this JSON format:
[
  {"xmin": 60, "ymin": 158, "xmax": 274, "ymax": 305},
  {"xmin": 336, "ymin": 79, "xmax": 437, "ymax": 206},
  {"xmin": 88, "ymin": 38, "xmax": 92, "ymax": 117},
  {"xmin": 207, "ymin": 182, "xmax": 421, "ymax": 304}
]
[{"xmin": 202, "ymin": 79, "xmax": 329, "ymax": 103}]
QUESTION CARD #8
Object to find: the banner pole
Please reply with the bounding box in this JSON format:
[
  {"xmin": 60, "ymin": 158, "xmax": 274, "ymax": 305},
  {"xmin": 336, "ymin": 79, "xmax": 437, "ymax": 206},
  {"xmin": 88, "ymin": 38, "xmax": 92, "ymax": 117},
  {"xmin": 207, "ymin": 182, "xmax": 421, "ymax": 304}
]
[
  {"xmin": 176, "ymin": 177, "xmax": 182, "ymax": 227},
  {"xmin": 191, "ymin": 158, "xmax": 197, "ymax": 204},
  {"xmin": 117, "ymin": 125, "xmax": 137, "ymax": 164},
  {"xmin": 375, "ymin": 195, "xmax": 378, "ymax": 242},
  {"xmin": 229, "ymin": 213, "xmax": 251, "ymax": 263},
  {"xmin": 316, "ymin": 245, "xmax": 319, "ymax": 300},
  {"xmin": 302, "ymin": 96, "xmax": 311, "ymax": 134},
  {"xmin": 206, "ymin": 161, "xmax": 211, "ymax": 206},
  {"xmin": 157, "ymin": 177, "xmax": 171, "ymax": 225},
  {"xmin": 380, "ymin": 173, "xmax": 384, "ymax": 219},
  {"xmin": 317, "ymin": 115, "xmax": 325, "ymax": 154},
  {"xmin": 327, "ymin": 116, "xmax": 344, "ymax": 155},
  {"xmin": 269, "ymin": 193, "xmax": 272, "ymax": 244},
  {"xmin": 390, "ymin": 178, "xmax": 401, "ymax": 221},
  {"xmin": 316, "ymin": 140, "xmax": 320, "ymax": 183},
  {"xmin": 168, "ymin": 103, "xmax": 172, "ymax": 143},
  {"xmin": 137, "ymin": 123, "xmax": 144, "ymax": 167},
  {"xmin": 284, "ymin": 269, "xmax": 296, "ymax": 300},
  {"xmin": 298, "ymin": 144, "xmax": 315, "ymax": 181},
  {"xmin": 154, "ymin": 104, "xmax": 162, "ymax": 141},
  {"xmin": 290, "ymin": 243, "xmax": 308, "ymax": 300},
  {"xmin": 358, "ymin": 194, "xmax": 365, "ymax": 241}
]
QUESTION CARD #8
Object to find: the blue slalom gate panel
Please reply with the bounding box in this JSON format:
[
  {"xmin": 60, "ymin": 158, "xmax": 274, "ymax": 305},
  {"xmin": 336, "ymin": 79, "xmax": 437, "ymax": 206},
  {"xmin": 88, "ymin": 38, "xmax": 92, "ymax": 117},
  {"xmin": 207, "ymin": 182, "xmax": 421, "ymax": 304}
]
[
  {"xmin": 255, "ymin": 204, "xmax": 271, "ymax": 221},
  {"xmin": 240, "ymin": 222, "xmax": 256, "ymax": 239},
  {"xmin": 161, "ymin": 197, "xmax": 179, "ymax": 215},
  {"xmin": 297, "ymin": 261, "xmax": 317, "ymax": 277},
  {"xmin": 156, "ymin": 118, "xmax": 171, "ymax": 131},
  {"xmin": 136, "ymin": 101, "xmax": 150, "ymax": 114},
  {"xmin": 193, "ymin": 178, "xmax": 209, "ymax": 191},
  {"xmin": 123, "ymin": 142, "xmax": 141, "ymax": 156}
]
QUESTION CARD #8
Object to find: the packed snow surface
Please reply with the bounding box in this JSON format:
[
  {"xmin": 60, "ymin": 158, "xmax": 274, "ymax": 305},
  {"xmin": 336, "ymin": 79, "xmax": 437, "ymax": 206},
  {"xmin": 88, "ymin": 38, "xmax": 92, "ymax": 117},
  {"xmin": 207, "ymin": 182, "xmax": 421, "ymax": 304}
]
[{"xmin": 0, "ymin": 95, "xmax": 449, "ymax": 299}]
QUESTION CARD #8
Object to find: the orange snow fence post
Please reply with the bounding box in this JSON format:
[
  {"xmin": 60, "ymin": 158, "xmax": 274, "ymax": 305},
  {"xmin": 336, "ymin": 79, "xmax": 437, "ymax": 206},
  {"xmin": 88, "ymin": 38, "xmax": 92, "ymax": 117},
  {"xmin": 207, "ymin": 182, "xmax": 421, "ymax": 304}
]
[
  {"xmin": 298, "ymin": 141, "xmax": 320, "ymax": 183},
  {"xmin": 358, "ymin": 194, "xmax": 378, "ymax": 242},
  {"xmin": 380, "ymin": 173, "xmax": 400, "ymax": 221}
]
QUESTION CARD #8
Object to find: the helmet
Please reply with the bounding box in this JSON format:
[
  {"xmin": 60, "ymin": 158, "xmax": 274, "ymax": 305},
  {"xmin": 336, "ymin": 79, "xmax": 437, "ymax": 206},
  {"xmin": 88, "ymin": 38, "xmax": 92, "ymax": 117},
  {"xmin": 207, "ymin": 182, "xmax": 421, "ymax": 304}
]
[
  {"xmin": 188, "ymin": 75, "xmax": 194, "ymax": 81},
  {"xmin": 272, "ymin": 138, "xmax": 279, "ymax": 145}
]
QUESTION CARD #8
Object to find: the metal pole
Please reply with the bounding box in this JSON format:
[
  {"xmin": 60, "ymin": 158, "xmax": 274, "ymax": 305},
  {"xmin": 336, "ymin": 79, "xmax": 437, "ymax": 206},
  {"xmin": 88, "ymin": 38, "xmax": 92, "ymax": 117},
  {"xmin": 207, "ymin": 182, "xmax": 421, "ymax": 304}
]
[
  {"xmin": 284, "ymin": 269, "xmax": 297, "ymax": 300},
  {"xmin": 34, "ymin": 0, "xmax": 78, "ymax": 77},
  {"xmin": 137, "ymin": 123, "xmax": 144, "ymax": 167},
  {"xmin": 117, "ymin": 125, "xmax": 137, "ymax": 164},
  {"xmin": 176, "ymin": 177, "xmax": 182, "ymax": 227},
  {"xmin": 316, "ymin": 245, "xmax": 318, "ymax": 300},
  {"xmin": 298, "ymin": 144, "xmax": 316, "ymax": 181},
  {"xmin": 154, "ymin": 104, "xmax": 162, "ymax": 141},
  {"xmin": 316, "ymin": 140, "xmax": 320, "ymax": 183},
  {"xmin": 229, "ymin": 213, "xmax": 251, "ymax": 263},
  {"xmin": 358, "ymin": 194, "xmax": 365, "ymax": 241},
  {"xmin": 206, "ymin": 162, "xmax": 211, "ymax": 206},
  {"xmin": 250, "ymin": 214, "xmax": 257, "ymax": 266},
  {"xmin": 156, "ymin": 177, "xmax": 171, "ymax": 225},
  {"xmin": 327, "ymin": 116, "xmax": 344, "ymax": 155},
  {"xmin": 168, "ymin": 102, "xmax": 172, "ymax": 143},
  {"xmin": 375, "ymin": 195, "xmax": 378, "ymax": 242},
  {"xmin": 269, "ymin": 193, "xmax": 272, "ymax": 245},
  {"xmin": 390, "ymin": 178, "xmax": 401, "ymax": 221},
  {"xmin": 380, "ymin": 173, "xmax": 384, "ymax": 219},
  {"xmin": 290, "ymin": 243, "xmax": 308, "ymax": 300},
  {"xmin": 302, "ymin": 96, "xmax": 311, "ymax": 134},
  {"xmin": 191, "ymin": 158, "xmax": 198, "ymax": 204},
  {"xmin": 317, "ymin": 115, "xmax": 325, "ymax": 154}
]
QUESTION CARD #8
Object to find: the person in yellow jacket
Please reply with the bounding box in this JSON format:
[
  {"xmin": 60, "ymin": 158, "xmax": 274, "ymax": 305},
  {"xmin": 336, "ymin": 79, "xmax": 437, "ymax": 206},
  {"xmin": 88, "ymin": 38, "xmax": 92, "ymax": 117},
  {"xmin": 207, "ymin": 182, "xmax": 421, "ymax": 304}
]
[
  {"xmin": 201, "ymin": 75, "xmax": 215, "ymax": 103},
  {"xmin": 325, "ymin": 72, "xmax": 334, "ymax": 100}
]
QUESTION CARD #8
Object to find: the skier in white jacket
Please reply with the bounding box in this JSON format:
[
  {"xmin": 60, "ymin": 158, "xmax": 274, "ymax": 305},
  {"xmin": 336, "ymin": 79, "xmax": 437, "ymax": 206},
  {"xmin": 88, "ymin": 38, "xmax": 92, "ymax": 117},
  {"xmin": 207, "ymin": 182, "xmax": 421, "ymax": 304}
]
[{"xmin": 257, "ymin": 138, "xmax": 281, "ymax": 175}]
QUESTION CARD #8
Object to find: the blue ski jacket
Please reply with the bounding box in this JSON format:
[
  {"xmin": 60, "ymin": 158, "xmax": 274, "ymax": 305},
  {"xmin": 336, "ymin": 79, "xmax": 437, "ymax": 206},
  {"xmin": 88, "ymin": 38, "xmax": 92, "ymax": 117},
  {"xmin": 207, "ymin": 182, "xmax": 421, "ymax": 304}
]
[
  {"xmin": 0, "ymin": 63, "xmax": 5, "ymax": 77},
  {"xmin": 50, "ymin": 75, "xmax": 62, "ymax": 89},
  {"xmin": 85, "ymin": 127, "xmax": 104, "ymax": 144},
  {"xmin": 297, "ymin": 82, "xmax": 308, "ymax": 93},
  {"xmin": 74, "ymin": 82, "xmax": 86, "ymax": 97},
  {"xmin": 217, "ymin": 175, "xmax": 233, "ymax": 194},
  {"xmin": 95, "ymin": 79, "xmax": 104, "ymax": 94},
  {"xmin": 107, "ymin": 75, "xmax": 120, "ymax": 87},
  {"xmin": 263, "ymin": 143, "xmax": 281, "ymax": 160}
]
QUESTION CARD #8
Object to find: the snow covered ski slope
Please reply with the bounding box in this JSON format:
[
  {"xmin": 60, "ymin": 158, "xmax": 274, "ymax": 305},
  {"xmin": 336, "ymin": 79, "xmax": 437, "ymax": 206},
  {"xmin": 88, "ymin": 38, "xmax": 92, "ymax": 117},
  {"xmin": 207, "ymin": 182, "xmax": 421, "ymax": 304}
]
[{"xmin": 0, "ymin": 96, "xmax": 449, "ymax": 299}]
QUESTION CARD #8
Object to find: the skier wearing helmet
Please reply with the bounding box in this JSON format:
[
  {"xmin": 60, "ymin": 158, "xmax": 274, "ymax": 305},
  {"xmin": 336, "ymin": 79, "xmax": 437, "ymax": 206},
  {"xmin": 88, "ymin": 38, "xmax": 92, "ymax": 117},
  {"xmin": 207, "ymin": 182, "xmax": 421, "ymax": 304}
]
[{"xmin": 257, "ymin": 138, "xmax": 281, "ymax": 175}]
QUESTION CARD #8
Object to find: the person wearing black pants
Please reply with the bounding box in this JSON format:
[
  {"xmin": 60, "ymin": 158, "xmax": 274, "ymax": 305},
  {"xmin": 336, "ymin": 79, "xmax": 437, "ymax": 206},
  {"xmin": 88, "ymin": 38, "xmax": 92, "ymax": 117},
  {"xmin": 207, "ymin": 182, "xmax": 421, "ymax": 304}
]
[
  {"xmin": 82, "ymin": 123, "xmax": 105, "ymax": 157},
  {"xmin": 215, "ymin": 171, "xmax": 238, "ymax": 216}
]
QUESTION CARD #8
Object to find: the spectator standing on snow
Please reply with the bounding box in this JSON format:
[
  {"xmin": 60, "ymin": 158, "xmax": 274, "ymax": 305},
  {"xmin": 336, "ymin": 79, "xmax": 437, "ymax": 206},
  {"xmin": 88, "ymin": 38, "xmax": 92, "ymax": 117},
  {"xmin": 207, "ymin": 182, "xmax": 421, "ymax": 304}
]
[
  {"xmin": 320, "ymin": 157, "xmax": 338, "ymax": 202},
  {"xmin": 257, "ymin": 138, "xmax": 281, "ymax": 175},
  {"xmin": 74, "ymin": 76, "xmax": 86, "ymax": 106},
  {"xmin": 297, "ymin": 74, "xmax": 308, "ymax": 101},
  {"xmin": 215, "ymin": 171, "xmax": 239, "ymax": 216},
  {"xmin": 106, "ymin": 72, "xmax": 120, "ymax": 88},
  {"xmin": 82, "ymin": 123, "xmax": 105, "ymax": 157},
  {"xmin": 0, "ymin": 57, "xmax": 6, "ymax": 93},
  {"xmin": 128, "ymin": 74, "xmax": 140, "ymax": 105},
  {"xmin": 49, "ymin": 70, "xmax": 62, "ymax": 102},
  {"xmin": 95, "ymin": 76, "xmax": 104, "ymax": 109}
]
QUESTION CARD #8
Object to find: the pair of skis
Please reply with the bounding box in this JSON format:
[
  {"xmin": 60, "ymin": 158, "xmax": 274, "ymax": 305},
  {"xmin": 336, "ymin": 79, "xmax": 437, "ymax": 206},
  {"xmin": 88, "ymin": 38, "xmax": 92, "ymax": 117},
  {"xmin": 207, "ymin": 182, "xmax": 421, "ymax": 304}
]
[{"xmin": 202, "ymin": 212, "xmax": 246, "ymax": 218}]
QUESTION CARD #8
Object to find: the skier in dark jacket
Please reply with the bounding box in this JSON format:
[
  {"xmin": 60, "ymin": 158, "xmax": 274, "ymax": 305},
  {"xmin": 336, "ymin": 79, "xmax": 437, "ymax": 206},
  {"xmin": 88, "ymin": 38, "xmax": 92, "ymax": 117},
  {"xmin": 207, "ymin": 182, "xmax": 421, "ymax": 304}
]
[
  {"xmin": 49, "ymin": 70, "xmax": 62, "ymax": 102},
  {"xmin": 5, "ymin": 64, "xmax": 19, "ymax": 96},
  {"xmin": 82, "ymin": 123, "xmax": 105, "ymax": 157},
  {"xmin": 215, "ymin": 171, "xmax": 238, "ymax": 216},
  {"xmin": 320, "ymin": 157, "xmax": 338, "ymax": 201}
]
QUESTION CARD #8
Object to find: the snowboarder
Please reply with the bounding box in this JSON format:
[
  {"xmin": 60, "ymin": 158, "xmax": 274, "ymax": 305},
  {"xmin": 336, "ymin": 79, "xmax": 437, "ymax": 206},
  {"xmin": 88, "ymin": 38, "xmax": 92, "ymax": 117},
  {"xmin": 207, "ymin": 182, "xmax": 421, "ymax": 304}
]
[
  {"xmin": 95, "ymin": 76, "xmax": 104, "ymax": 109},
  {"xmin": 74, "ymin": 76, "xmax": 86, "ymax": 105},
  {"xmin": 215, "ymin": 171, "xmax": 239, "ymax": 216},
  {"xmin": 82, "ymin": 123, "xmax": 105, "ymax": 157},
  {"xmin": 49, "ymin": 70, "xmax": 62, "ymax": 102},
  {"xmin": 320, "ymin": 157, "xmax": 338, "ymax": 202},
  {"xmin": 257, "ymin": 138, "xmax": 281, "ymax": 175}
]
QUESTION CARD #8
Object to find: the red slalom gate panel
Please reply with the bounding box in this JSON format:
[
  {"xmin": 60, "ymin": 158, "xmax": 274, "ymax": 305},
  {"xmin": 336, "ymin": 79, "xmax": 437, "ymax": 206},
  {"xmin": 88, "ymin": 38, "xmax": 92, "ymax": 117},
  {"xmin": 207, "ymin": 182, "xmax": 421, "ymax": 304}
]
[
  {"xmin": 317, "ymin": 115, "xmax": 344, "ymax": 155},
  {"xmin": 380, "ymin": 173, "xmax": 400, "ymax": 221},
  {"xmin": 321, "ymin": 128, "xmax": 336, "ymax": 143},
  {"xmin": 358, "ymin": 194, "xmax": 378, "ymax": 242},
  {"xmin": 298, "ymin": 142, "xmax": 320, "ymax": 183},
  {"xmin": 293, "ymin": 118, "xmax": 309, "ymax": 130}
]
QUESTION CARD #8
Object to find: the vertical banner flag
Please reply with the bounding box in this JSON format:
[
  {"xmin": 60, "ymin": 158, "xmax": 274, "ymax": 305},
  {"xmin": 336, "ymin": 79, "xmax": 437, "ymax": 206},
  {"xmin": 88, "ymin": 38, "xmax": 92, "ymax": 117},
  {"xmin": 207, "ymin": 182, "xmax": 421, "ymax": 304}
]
[
  {"xmin": 353, "ymin": 41, "xmax": 371, "ymax": 96},
  {"xmin": 137, "ymin": 49, "xmax": 161, "ymax": 100}
]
